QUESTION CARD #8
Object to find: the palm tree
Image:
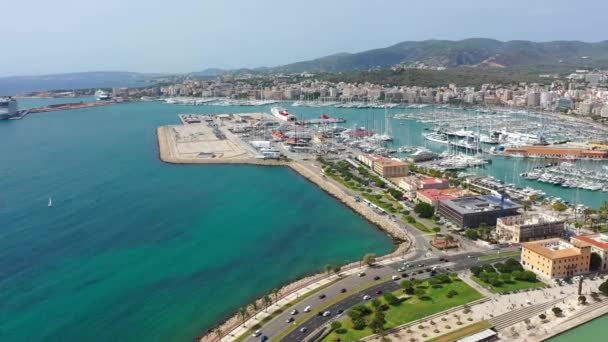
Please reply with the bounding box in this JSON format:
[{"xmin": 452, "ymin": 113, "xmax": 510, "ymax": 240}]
[
  {"xmin": 250, "ymin": 301, "xmax": 258, "ymax": 319},
  {"xmin": 333, "ymin": 265, "xmax": 342, "ymax": 277},
  {"xmin": 214, "ymin": 327, "xmax": 222, "ymax": 342},
  {"xmin": 238, "ymin": 307, "xmax": 248, "ymax": 326},
  {"xmin": 325, "ymin": 264, "xmax": 332, "ymax": 276},
  {"xmin": 263, "ymin": 295, "xmax": 271, "ymax": 312},
  {"xmin": 271, "ymin": 288, "xmax": 280, "ymax": 305}
]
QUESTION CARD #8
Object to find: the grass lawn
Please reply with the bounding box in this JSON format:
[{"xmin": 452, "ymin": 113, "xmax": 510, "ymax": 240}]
[
  {"xmin": 428, "ymin": 320, "xmax": 492, "ymax": 342},
  {"xmin": 401, "ymin": 217, "xmax": 433, "ymax": 233},
  {"xmin": 471, "ymin": 276, "xmax": 546, "ymax": 294},
  {"xmin": 321, "ymin": 277, "xmax": 483, "ymax": 342},
  {"xmin": 479, "ymin": 251, "xmax": 521, "ymax": 261}
]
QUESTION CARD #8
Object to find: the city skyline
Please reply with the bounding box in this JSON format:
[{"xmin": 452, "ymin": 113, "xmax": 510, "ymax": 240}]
[{"xmin": 2, "ymin": 0, "xmax": 608, "ymax": 76}]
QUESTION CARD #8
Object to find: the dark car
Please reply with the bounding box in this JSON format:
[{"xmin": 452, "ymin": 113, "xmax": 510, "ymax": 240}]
[
  {"xmin": 318, "ymin": 294, "xmax": 326, "ymax": 299},
  {"xmin": 340, "ymin": 288, "xmax": 347, "ymax": 293},
  {"xmin": 401, "ymin": 272, "xmax": 408, "ymax": 277},
  {"xmin": 286, "ymin": 317, "xmax": 294, "ymax": 323},
  {"xmin": 417, "ymin": 270, "xmax": 423, "ymax": 274},
  {"xmin": 373, "ymin": 275, "xmax": 380, "ymax": 280},
  {"xmin": 337, "ymin": 309, "xmax": 344, "ymax": 314},
  {"xmin": 375, "ymin": 290, "xmax": 383, "ymax": 295},
  {"xmin": 425, "ymin": 268, "xmax": 432, "ymax": 272},
  {"xmin": 261, "ymin": 336, "xmax": 268, "ymax": 342}
]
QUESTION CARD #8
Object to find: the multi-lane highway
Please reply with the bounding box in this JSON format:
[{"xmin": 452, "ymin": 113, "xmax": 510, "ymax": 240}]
[{"xmin": 243, "ymin": 250, "xmax": 518, "ymax": 342}]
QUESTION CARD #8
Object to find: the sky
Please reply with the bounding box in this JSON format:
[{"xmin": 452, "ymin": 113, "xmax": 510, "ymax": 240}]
[{"xmin": 1, "ymin": 0, "xmax": 607, "ymax": 76}]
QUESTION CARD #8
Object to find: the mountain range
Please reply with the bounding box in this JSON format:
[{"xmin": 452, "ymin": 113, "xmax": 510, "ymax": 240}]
[
  {"xmin": 3, "ymin": 39, "xmax": 608, "ymax": 95},
  {"xmin": 267, "ymin": 38, "xmax": 608, "ymax": 73}
]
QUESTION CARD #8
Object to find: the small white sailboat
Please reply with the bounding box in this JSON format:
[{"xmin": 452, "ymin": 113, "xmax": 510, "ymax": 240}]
[{"xmin": 48, "ymin": 197, "xmax": 53, "ymax": 207}]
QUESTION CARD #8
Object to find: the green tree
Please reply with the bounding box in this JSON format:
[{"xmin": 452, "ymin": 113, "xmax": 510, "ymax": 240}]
[
  {"xmin": 238, "ymin": 307, "xmax": 248, "ymax": 324},
  {"xmin": 578, "ymin": 295, "xmax": 587, "ymax": 304},
  {"xmin": 325, "ymin": 264, "xmax": 332, "ymax": 275},
  {"xmin": 599, "ymin": 280, "xmax": 608, "ymax": 296},
  {"xmin": 271, "ymin": 288, "xmax": 280, "ymax": 305},
  {"xmin": 383, "ymin": 292, "xmax": 401, "ymax": 306},
  {"xmin": 552, "ymin": 307, "xmax": 563, "ymax": 316},
  {"xmin": 250, "ymin": 301, "xmax": 258, "ymax": 318},
  {"xmin": 414, "ymin": 202, "xmax": 435, "ymax": 218},
  {"xmin": 363, "ymin": 253, "xmax": 376, "ymax": 266},
  {"xmin": 262, "ymin": 295, "xmax": 271, "ymax": 312},
  {"xmin": 369, "ymin": 311, "xmax": 386, "ymax": 334},
  {"xmin": 465, "ymin": 229, "xmax": 479, "ymax": 240},
  {"xmin": 414, "ymin": 288, "xmax": 426, "ymax": 298},
  {"xmin": 552, "ymin": 202, "xmax": 568, "ymax": 213},
  {"xmin": 590, "ymin": 253, "xmax": 602, "ymax": 271},
  {"xmin": 330, "ymin": 321, "xmax": 342, "ymax": 331},
  {"xmin": 333, "ymin": 265, "xmax": 342, "ymax": 277}
]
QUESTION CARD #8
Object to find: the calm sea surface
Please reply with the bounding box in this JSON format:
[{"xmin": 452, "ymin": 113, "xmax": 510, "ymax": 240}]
[{"xmin": 0, "ymin": 99, "xmax": 394, "ymax": 341}]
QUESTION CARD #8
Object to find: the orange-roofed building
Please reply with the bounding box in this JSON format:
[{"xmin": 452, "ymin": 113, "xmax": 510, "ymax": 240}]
[
  {"xmin": 571, "ymin": 234, "xmax": 608, "ymax": 271},
  {"xmin": 521, "ymin": 238, "xmax": 591, "ymax": 279},
  {"xmin": 416, "ymin": 188, "xmax": 460, "ymax": 207}
]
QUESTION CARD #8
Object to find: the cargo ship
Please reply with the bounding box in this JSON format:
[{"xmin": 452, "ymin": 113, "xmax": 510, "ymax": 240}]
[
  {"xmin": 0, "ymin": 97, "xmax": 18, "ymax": 120},
  {"xmin": 270, "ymin": 106, "xmax": 296, "ymax": 122}
]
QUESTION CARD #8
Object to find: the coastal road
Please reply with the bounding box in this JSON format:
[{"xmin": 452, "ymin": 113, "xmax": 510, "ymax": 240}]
[
  {"xmin": 242, "ymin": 265, "xmax": 396, "ymax": 342},
  {"xmin": 281, "ymin": 281, "xmax": 400, "ymax": 342},
  {"xmin": 246, "ymin": 251, "xmax": 518, "ymax": 342}
]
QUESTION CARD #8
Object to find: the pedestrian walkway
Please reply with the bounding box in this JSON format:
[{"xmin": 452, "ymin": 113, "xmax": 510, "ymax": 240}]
[{"xmin": 459, "ymin": 272, "xmax": 495, "ymax": 298}]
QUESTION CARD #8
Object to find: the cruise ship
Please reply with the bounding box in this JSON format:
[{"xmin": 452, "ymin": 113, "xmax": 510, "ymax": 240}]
[
  {"xmin": 270, "ymin": 106, "xmax": 296, "ymax": 122},
  {"xmin": 95, "ymin": 89, "xmax": 111, "ymax": 101},
  {"xmin": 0, "ymin": 97, "xmax": 18, "ymax": 120}
]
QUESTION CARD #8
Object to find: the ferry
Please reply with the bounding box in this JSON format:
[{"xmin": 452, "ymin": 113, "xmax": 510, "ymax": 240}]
[
  {"xmin": 95, "ymin": 89, "xmax": 111, "ymax": 101},
  {"xmin": 0, "ymin": 97, "xmax": 18, "ymax": 120},
  {"xmin": 270, "ymin": 106, "xmax": 296, "ymax": 122}
]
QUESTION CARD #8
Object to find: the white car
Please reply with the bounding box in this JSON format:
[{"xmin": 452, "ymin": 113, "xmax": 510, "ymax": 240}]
[
  {"xmin": 252, "ymin": 330, "xmax": 261, "ymax": 337},
  {"xmin": 392, "ymin": 275, "xmax": 400, "ymax": 280},
  {"xmin": 290, "ymin": 309, "xmax": 298, "ymax": 315},
  {"xmin": 363, "ymin": 295, "xmax": 371, "ymax": 300},
  {"xmin": 304, "ymin": 305, "xmax": 312, "ymax": 312},
  {"xmin": 358, "ymin": 272, "xmax": 366, "ymax": 277},
  {"xmin": 322, "ymin": 311, "xmax": 331, "ymax": 317},
  {"xmin": 397, "ymin": 267, "xmax": 403, "ymax": 272}
]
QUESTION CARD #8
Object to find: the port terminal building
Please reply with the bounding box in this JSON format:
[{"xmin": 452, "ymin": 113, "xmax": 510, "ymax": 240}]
[{"xmin": 437, "ymin": 195, "xmax": 520, "ymax": 228}]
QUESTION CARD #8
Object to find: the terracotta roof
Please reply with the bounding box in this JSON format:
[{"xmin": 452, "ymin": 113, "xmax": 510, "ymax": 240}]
[
  {"xmin": 522, "ymin": 238, "xmax": 589, "ymax": 259},
  {"xmin": 573, "ymin": 235, "xmax": 608, "ymax": 250},
  {"xmin": 419, "ymin": 178, "xmax": 449, "ymax": 185}
]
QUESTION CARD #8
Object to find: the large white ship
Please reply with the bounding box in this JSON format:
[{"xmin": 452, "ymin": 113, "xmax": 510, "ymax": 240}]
[
  {"xmin": 270, "ymin": 106, "xmax": 296, "ymax": 122},
  {"xmin": 0, "ymin": 97, "xmax": 18, "ymax": 120},
  {"xmin": 95, "ymin": 89, "xmax": 111, "ymax": 101}
]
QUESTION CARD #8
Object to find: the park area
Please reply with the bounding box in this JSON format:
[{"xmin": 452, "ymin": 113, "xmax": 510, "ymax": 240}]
[
  {"xmin": 470, "ymin": 258, "xmax": 546, "ymax": 294},
  {"xmin": 321, "ymin": 275, "xmax": 483, "ymax": 342}
]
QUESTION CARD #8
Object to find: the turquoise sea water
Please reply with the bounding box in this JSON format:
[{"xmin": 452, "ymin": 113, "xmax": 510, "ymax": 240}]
[
  {"xmin": 0, "ymin": 100, "xmax": 394, "ymax": 341},
  {"xmin": 548, "ymin": 314, "xmax": 608, "ymax": 341}
]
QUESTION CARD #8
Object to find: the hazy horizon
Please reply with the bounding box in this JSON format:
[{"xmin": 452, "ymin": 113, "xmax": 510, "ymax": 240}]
[{"xmin": 2, "ymin": 0, "xmax": 607, "ymax": 77}]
